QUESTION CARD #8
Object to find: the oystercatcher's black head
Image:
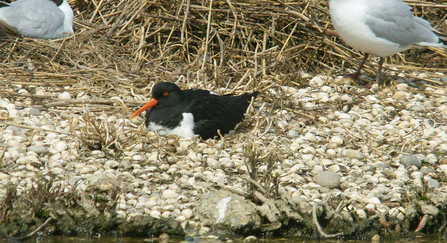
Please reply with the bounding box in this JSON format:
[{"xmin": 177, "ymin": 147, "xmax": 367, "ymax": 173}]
[
  {"xmin": 129, "ymin": 82, "xmax": 185, "ymax": 119},
  {"xmin": 150, "ymin": 82, "xmax": 184, "ymax": 107}
]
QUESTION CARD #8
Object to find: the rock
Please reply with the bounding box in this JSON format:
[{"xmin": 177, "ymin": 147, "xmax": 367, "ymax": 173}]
[
  {"xmin": 287, "ymin": 130, "xmax": 299, "ymax": 138},
  {"xmin": 199, "ymin": 226, "xmax": 211, "ymax": 235},
  {"xmin": 182, "ymin": 209, "xmax": 193, "ymax": 219},
  {"xmin": 29, "ymin": 108, "xmax": 41, "ymax": 116},
  {"xmin": 315, "ymin": 171, "xmax": 340, "ymax": 189},
  {"xmin": 54, "ymin": 141, "xmax": 68, "ymax": 152},
  {"xmin": 371, "ymin": 234, "xmax": 380, "ymax": 242},
  {"xmin": 419, "ymin": 167, "xmax": 432, "ymax": 174},
  {"xmin": 244, "ymin": 235, "xmax": 257, "ymax": 241},
  {"xmin": 400, "ymin": 155, "xmax": 422, "ymax": 168},
  {"xmin": 342, "ymin": 149, "xmax": 364, "ymax": 159},
  {"xmin": 206, "ymin": 158, "xmax": 219, "ymax": 169},
  {"xmin": 116, "ymin": 211, "xmax": 126, "ymax": 219},
  {"xmin": 427, "ymin": 178, "xmax": 440, "ymax": 188},
  {"xmin": 330, "ymin": 136, "xmax": 344, "ymax": 146},
  {"xmin": 393, "ymin": 91, "xmax": 409, "ymax": 100},
  {"xmin": 425, "ymin": 154, "xmax": 437, "ymax": 164},
  {"xmin": 104, "ymin": 160, "xmax": 119, "ymax": 169},
  {"xmin": 27, "ymin": 145, "xmax": 49, "ymax": 154},
  {"xmin": 368, "ymin": 197, "xmax": 381, "ymax": 204},
  {"xmin": 161, "ymin": 189, "xmax": 178, "ymax": 199},
  {"xmin": 326, "ymin": 149, "xmax": 336, "ymax": 157},
  {"xmin": 304, "ymin": 132, "xmax": 316, "ymax": 142},
  {"xmin": 196, "ymin": 190, "xmax": 261, "ymax": 232},
  {"xmin": 410, "ymin": 105, "xmax": 424, "ymax": 112},
  {"xmin": 420, "ymin": 203, "xmax": 438, "ymax": 215},
  {"xmin": 0, "ymin": 172, "xmax": 10, "ymax": 180},
  {"xmin": 161, "ymin": 211, "xmax": 171, "ymax": 219},
  {"xmin": 198, "ymin": 54, "xmax": 211, "ymax": 66},
  {"xmin": 356, "ymin": 209, "xmax": 367, "ymax": 219},
  {"xmin": 309, "ymin": 76, "xmax": 326, "ymax": 87},
  {"xmin": 150, "ymin": 210, "xmax": 161, "ymax": 219},
  {"xmin": 59, "ymin": 91, "xmax": 72, "ymax": 100},
  {"xmin": 6, "ymin": 126, "xmax": 27, "ymax": 138},
  {"xmin": 176, "ymin": 215, "xmax": 186, "ymax": 222},
  {"xmin": 96, "ymin": 178, "xmax": 117, "ymax": 191}
]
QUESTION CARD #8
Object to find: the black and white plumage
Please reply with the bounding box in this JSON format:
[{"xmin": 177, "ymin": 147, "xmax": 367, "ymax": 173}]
[
  {"xmin": 0, "ymin": 0, "xmax": 74, "ymax": 39},
  {"xmin": 129, "ymin": 82, "xmax": 258, "ymax": 140},
  {"xmin": 329, "ymin": 0, "xmax": 447, "ymax": 85}
]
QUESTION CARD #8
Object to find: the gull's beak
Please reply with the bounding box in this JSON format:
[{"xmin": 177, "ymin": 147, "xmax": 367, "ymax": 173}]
[{"xmin": 129, "ymin": 98, "xmax": 158, "ymax": 119}]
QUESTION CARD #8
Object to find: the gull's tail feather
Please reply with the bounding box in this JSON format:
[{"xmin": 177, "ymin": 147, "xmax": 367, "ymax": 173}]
[
  {"xmin": 438, "ymin": 35, "xmax": 447, "ymax": 46},
  {"xmin": 416, "ymin": 33, "xmax": 447, "ymax": 48},
  {"xmin": 433, "ymin": 29, "xmax": 447, "ymax": 46}
]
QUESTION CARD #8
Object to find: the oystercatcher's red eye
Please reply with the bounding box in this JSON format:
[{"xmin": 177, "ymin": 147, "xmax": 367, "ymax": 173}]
[{"xmin": 163, "ymin": 91, "xmax": 168, "ymax": 96}]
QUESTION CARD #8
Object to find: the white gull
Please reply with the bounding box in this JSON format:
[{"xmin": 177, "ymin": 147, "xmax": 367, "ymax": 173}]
[{"xmin": 329, "ymin": 0, "xmax": 447, "ymax": 85}]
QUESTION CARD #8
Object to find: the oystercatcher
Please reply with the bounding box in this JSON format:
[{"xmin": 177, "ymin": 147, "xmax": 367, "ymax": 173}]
[
  {"xmin": 0, "ymin": 0, "xmax": 73, "ymax": 39},
  {"xmin": 329, "ymin": 0, "xmax": 447, "ymax": 85},
  {"xmin": 129, "ymin": 82, "xmax": 258, "ymax": 140}
]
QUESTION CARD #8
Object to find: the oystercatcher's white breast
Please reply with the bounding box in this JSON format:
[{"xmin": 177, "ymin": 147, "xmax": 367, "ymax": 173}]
[{"xmin": 147, "ymin": 112, "xmax": 195, "ymax": 138}]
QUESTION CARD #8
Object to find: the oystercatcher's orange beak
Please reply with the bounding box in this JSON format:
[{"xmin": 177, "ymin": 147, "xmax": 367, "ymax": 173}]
[{"xmin": 129, "ymin": 98, "xmax": 158, "ymax": 119}]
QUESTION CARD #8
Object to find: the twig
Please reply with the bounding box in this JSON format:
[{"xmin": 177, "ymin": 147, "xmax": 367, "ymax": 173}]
[
  {"xmin": 0, "ymin": 122, "xmax": 72, "ymax": 135},
  {"xmin": 415, "ymin": 214, "xmax": 429, "ymax": 232},
  {"xmin": 5, "ymin": 217, "xmax": 52, "ymax": 241},
  {"xmin": 43, "ymin": 98, "xmax": 138, "ymax": 108},
  {"xmin": 201, "ymin": 0, "xmax": 213, "ymax": 70},
  {"xmin": 181, "ymin": 0, "xmax": 190, "ymax": 44},
  {"xmin": 242, "ymin": 176, "xmax": 267, "ymax": 195},
  {"xmin": 0, "ymin": 141, "xmax": 8, "ymax": 164},
  {"xmin": 312, "ymin": 201, "xmax": 344, "ymax": 238},
  {"xmin": 51, "ymin": 33, "xmax": 67, "ymax": 62}
]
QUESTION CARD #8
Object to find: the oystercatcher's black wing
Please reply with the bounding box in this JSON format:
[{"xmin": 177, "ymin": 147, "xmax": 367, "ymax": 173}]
[{"xmin": 186, "ymin": 92, "xmax": 258, "ymax": 139}]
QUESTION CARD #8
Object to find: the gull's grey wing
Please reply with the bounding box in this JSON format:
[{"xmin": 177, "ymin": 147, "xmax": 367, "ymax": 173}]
[
  {"xmin": 364, "ymin": 0, "xmax": 438, "ymax": 47},
  {"xmin": 0, "ymin": 0, "xmax": 66, "ymax": 39}
]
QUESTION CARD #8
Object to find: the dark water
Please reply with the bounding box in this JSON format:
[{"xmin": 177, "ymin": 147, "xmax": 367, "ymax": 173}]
[{"xmin": 3, "ymin": 234, "xmax": 447, "ymax": 243}]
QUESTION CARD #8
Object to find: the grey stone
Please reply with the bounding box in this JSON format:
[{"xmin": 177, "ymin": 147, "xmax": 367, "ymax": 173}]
[
  {"xmin": 105, "ymin": 160, "xmax": 119, "ymax": 169},
  {"xmin": 6, "ymin": 126, "xmax": 27, "ymax": 138},
  {"xmin": 315, "ymin": 171, "xmax": 340, "ymax": 189},
  {"xmin": 206, "ymin": 158, "xmax": 219, "ymax": 169},
  {"xmin": 287, "ymin": 130, "xmax": 299, "ymax": 138},
  {"xmin": 400, "ymin": 155, "xmax": 422, "ymax": 168},
  {"xmin": 420, "ymin": 202, "xmax": 438, "ymax": 215},
  {"xmin": 292, "ymin": 196, "xmax": 306, "ymax": 204},
  {"xmin": 343, "ymin": 149, "xmax": 365, "ymax": 159},
  {"xmin": 27, "ymin": 145, "xmax": 49, "ymax": 154},
  {"xmin": 376, "ymin": 162, "xmax": 389, "ymax": 168},
  {"xmin": 410, "ymin": 106, "xmax": 424, "ymax": 112},
  {"xmin": 198, "ymin": 54, "xmax": 211, "ymax": 66},
  {"xmin": 29, "ymin": 108, "xmax": 41, "ymax": 116},
  {"xmin": 196, "ymin": 190, "xmax": 261, "ymax": 232},
  {"xmin": 68, "ymin": 176, "xmax": 81, "ymax": 186},
  {"xmin": 194, "ymin": 173, "xmax": 203, "ymax": 180},
  {"xmin": 419, "ymin": 167, "xmax": 433, "ymax": 174},
  {"xmin": 427, "ymin": 179, "xmax": 440, "ymax": 188}
]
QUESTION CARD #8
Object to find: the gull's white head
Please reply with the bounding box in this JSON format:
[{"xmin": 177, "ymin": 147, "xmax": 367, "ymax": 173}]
[{"xmin": 54, "ymin": 0, "xmax": 74, "ymax": 34}]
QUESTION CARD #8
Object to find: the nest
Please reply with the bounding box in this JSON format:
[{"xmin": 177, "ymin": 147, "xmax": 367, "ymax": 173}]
[{"xmin": 0, "ymin": 0, "xmax": 446, "ymax": 111}]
